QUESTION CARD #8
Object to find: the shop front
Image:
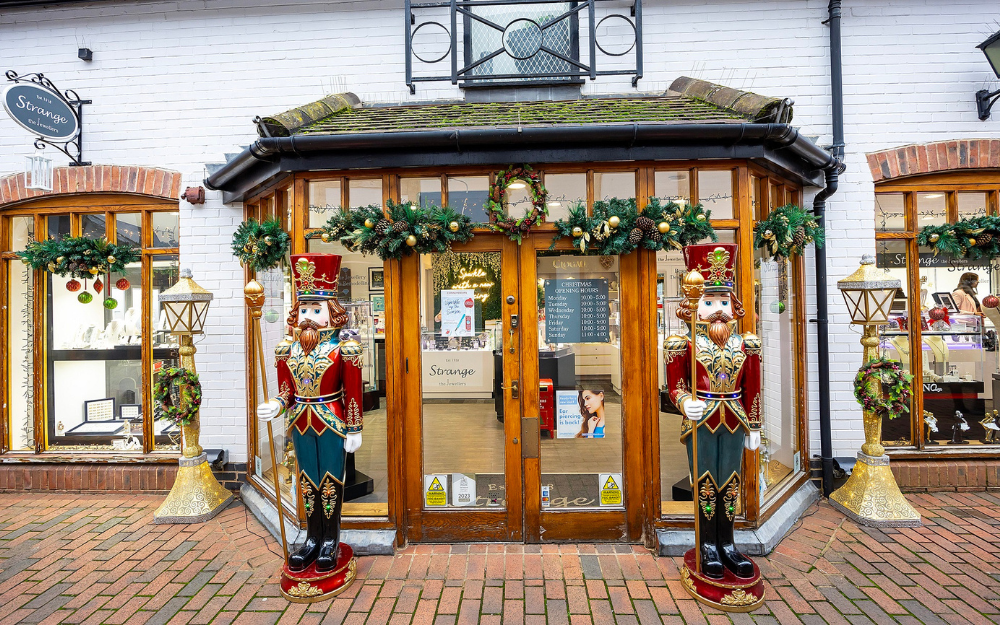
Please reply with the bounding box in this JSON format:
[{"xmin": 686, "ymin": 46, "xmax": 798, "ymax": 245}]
[{"xmin": 212, "ymin": 84, "xmax": 833, "ymax": 548}]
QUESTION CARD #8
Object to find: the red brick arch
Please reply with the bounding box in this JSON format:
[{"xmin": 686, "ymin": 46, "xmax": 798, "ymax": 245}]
[
  {"xmin": 0, "ymin": 165, "xmax": 181, "ymax": 208},
  {"xmin": 867, "ymin": 140, "xmax": 1000, "ymax": 183}
]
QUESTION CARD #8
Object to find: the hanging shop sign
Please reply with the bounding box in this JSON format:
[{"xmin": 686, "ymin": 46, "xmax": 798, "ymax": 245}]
[
  {"xmin": 3, "ymin": 81, "xmax": 79, "ymax": 141},
  {"xmin": 544, "ymin": 278, "xmax": 610, "ymax": 343}
]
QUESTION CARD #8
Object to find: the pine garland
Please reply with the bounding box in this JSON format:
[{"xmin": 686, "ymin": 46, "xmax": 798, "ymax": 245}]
[
  {"xmin": 318, "ymin": 200, "xmax": 474, "ymax": 261},
  {"xmin": 917, "ymin": 215, "xmax": 1000, "ymax": 260},
  {"xmin": 853, "ymin": 357, "xmax": 912, "ymax": 420},
  {"xmin": 154, "ymin": 367, "xmax": 203, "ymax": 426},
  {"xmin": 753, "ymin": 204, "xmax": 824, "ymax": 260},
  {"xmin": 486, "ymin": 164, "xmax": 548, "ymax": 244},
  {"xmin": 17, "ymin": 236, "xmax": 140, "ymax": 278},
  {"xmin": 231, "ymin": 218, "xmax": 290, "ymax": 271},
  {"xmin": 551, "ymin": 198, "xmax": 716, "ymax": 255}
]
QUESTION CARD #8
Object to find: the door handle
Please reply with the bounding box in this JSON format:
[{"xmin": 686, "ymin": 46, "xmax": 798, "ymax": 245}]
[{"xmin": 501, "ymin": 380, "xmax": 520, "ymax": 399}]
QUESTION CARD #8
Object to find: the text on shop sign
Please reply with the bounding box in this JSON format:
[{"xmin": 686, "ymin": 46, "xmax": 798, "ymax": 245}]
[{"xmin": 544, "ymin": 279, "xmax": 610, "ymax": 343}]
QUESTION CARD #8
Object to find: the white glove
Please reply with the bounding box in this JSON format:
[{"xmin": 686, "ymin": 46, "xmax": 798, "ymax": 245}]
[
  {"xmin": 745, "ymin": 431, "xmax": 761, "ymax": 451},
  {"xmin": 345, "ymin": 432, "xmax": 363, "ymax": 453},
  {"xmin": 256, "ymin": 399, "xmax": 283, "ymax": 421},
  {"xmin": 683, "ymin": 399, "xmax": 707, "ymax": 421}
]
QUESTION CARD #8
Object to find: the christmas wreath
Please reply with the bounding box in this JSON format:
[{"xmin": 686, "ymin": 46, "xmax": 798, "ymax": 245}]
[
  {"xmin": 154, "ymin": 367, "xmax": 203, "ymax": 426},
  {"xmin": 486, "ymin": 164, "xmax": 547, "ymax": 244},
  {"xmin": 231, "ymin": 218, "xmax": 291, "ymax": 271},
  {"xmin": 18, "ymin": 236, "xmax": 140, "ymax": 307},
  {"xmin": 753, "ymin": 204, "xmax": 824, "ymax": 260},
  {"xmin": 853, "ymin": 357, "xmax": 912, "ymax": 419},
  {"xmin": 316, "ymin": 200, "xmax": 474, "ymax": 261},
  {"xmin": 917, "ymin": 215, "xmax": 1000, "ymax": 260},
  {"xmin": 551, "ymin": 197, "xmax": 716, "ymax": 255}
]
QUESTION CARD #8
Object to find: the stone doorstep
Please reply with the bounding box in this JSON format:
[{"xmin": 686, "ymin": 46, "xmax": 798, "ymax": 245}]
[
  {"xmin": 656, "ymin": 481, "xmax": 820, "ymax": 557},
  {"xmin": 239, "ymin": 482, "xmax": 396, "ymax": 556}
]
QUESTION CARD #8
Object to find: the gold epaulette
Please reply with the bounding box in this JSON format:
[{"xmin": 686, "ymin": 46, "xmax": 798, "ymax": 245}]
[
  {"xmin": 742, "ymin": 332, "xmax": 762, "ymax": 354},
  {"xmin": 339, "ymin": 338, "xmax": 364, "ymax": 357},
  {"xmin": 663, "ymin": 334, "xmax": 688, "ymax": 352},
  {"xmin": 275, "ymin": 338, "xmax": 292, "ymax": 361}
]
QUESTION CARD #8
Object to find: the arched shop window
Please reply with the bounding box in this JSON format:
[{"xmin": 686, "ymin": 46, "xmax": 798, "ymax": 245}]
[
  {"xmin": 1, "ymin": 199, "xmax": 180, "ymax": 453},
  {"xmin": 874, "ymin": 174, "xmax": 1000, "ymax": 448}
]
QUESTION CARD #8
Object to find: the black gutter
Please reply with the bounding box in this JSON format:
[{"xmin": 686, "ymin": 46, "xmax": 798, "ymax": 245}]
[
  {"xmin": 816, "ymin": 0, "xmax": 846, "ymax": 498},
  {"xmin": 206, "ymin": 122, "xmax": 837, "ymax": 200}
]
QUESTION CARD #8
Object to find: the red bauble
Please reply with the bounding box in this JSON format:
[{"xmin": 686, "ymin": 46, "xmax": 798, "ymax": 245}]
[
  {"xmin": 94, "ymin": 279, "xmax": 103, "ymax": 294},
  {"xmin": 928, "ymin": 307, "xmax": 947, "ymax": 321},
  {"xmin": 66, "ymin": 279, "xmax": 81, "ymax": 292},
  {"xmin": 116, "ymin": 278, "xmax": 131, "ymax": 291},
  {"xmin": 984, "ymin": 294, "xmax": 1000, "ymax": 309}
]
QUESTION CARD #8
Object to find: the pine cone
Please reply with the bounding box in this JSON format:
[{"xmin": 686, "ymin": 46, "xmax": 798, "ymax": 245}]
[
  {"xmin": 649, "ymin": 231, "xmax": 662, "ymax": 243},
  {"xmin": 635, "ymin": 216, "xmax": 655, "ymax": 231},
  {"xmin": 376, "ymin": 219, "xmax": 391, "ymax": 235},
  {"xmin": 627, "ymin": 228, "xmax": 643, "ymax": 245},
  {"xmin": 792, "ymin": 226, "xmax": 806, "ymax": 248},
  {"xmin": 392, "ymin": 220, "xmax": 409, "ymax": 234},
  {"xmin": 978, "ymin": 233, "xmax": 993, "ymax": 246}
]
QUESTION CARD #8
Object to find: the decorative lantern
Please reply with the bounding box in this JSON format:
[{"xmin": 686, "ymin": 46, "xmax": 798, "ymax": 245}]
[
  {"xmin": 25, "ymin": 149, "xmax": 53, "ymax": 191},
  {"xmin": 159, "ymin": 269, "xmax": 213, "ymax": 335},
  {"xmin": 836, "ymin": 255, "xmax": 899, "ymax": 325}
]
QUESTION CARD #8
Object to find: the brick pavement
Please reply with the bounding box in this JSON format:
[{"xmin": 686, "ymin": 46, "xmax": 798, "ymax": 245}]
[{"xmin": 2, "ymin": 491, "xmax": 999, "ymax": 624}]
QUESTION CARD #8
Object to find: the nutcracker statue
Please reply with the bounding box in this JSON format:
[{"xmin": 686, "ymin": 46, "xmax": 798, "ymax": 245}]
[
  {"xmin": 663, "ymin": 243, "xmax": 765, "ymax": 612},
  {"xmin": 256, "ymin": 254, "xmax": 364, "ymax": 602}
]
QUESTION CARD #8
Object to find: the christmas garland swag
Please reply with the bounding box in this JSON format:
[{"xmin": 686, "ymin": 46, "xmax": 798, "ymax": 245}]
[
  {"xmin": 753, "ymin": 204, "xmax": 824, "ymax": 260},
  {"xmin": 917, "ymin": 215, "xmax": 1000, "ymax": 260},
  {"xmin": 231, "ymin": 218, "xmax": 291, "ymax": 271},
  {"xmin": 853, "ymin": 357, "xmax": 912, "ymax": 420},
  {"xmin": 486, "ymin": 164, "xmax": 548, "ymax": 244},
  {"xmin": 154, "ymin": 367, "xmax": 203, "ymax": 426},
  {"xmin": 18, "ymin": 236, "xmax": 140, "ymax": 307}
]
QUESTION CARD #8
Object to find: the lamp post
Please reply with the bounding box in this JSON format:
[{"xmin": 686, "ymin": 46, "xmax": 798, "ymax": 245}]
[
  {"xmin": 154, "ymin": 269, "xmax": 234, "ymax": 523},
  {"xmin": 976, "ymin": 30, "xmax": 1000, "ymax": 120},
  {"xmin": 829, "ymin": 255, "xmax": 920, "ymax": 528}
]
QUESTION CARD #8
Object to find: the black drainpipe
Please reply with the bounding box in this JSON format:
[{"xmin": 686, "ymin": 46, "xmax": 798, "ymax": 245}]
[{"xmin": 816, "ymin": 0, "xmax": 845, "ymax": 497}]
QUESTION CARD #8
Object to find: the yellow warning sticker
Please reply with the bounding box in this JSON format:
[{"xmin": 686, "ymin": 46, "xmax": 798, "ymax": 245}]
[
  {"xmin": 424, "ymin": 475, "xmax": 448, "ymax": 507},
  {"xmin": 600, "ymin": 473, "xmax": 622, "ymax": 507}
]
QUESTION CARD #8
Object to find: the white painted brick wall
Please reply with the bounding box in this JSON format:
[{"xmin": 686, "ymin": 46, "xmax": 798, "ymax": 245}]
[{"xmin": 2, "ymin": 0, "xmax": 999, "ymax": 462}]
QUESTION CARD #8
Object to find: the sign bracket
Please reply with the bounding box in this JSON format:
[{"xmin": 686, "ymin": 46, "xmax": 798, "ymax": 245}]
[{"xmin": 4, "ymin": 70, "xmax": 91, "ymax": 166}]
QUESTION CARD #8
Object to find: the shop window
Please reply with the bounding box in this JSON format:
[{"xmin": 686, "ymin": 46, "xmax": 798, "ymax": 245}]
[
  {"xmin": 875, "ymin": 239, "xmax": 914, "ymax": 447},
  {"xmin": 916, "ymin": 192, "xmax": 947, "ymax": 227},
  {"xmin": 542, "ymin": 173, "xmax": 585, "ymax": 222},
  {"xmin": 6, "ymin": 216, "xmax": 35, "ymax": 451},
  {"xmin": 309, "ymin": 180, "xmax": 342, "ymax": 228},
  {"xmin": 151, "ymin": 212, "xmax": 179, "ymax": 247},
  {"xmin": 654, "ymin": 170, "xmax": 691, "ymax": 206},
  {"xmin": 698, "ymin": 170, "xmax": 734, "ymax": 220},
  {"xmin": 48, "ymin": 214, "xmax": 71, "ymax": 240},
  {"xmin": 875, "ymin": 193, "xmax": 906, "ymax": 232},
  {"xmin": 400, "ymin": 178, "xmax": 443, "ymax": 209},
  {"xmin": 768, "ymin": 181, "xmax": 784, "ymax": 209},
  {"xmin": 151, "ymin": 256, "xmax": 181, "ymax": 451},
  {"xmin": 593, "ymin": 172, "xmax": 635, "ymax": 202},
  {"xmin": 957, "ymin": 192, "xmax": 989, "ymax": 219},
  {"xmin": 116, "ymin": 213, "xmax": 142, "ymax": 247},
  {"xmin": 81, "ymin": 214, "xmax": 106, "ymax": 239},
  {"xmin": 448, "ymin": 176, "xmax": 490, "ymax": 223},
  {"xmin": 349, "ymin": 179, "xmax": 383, "ymax": 209},
  {"xmin": 537, "ymin": 250, "xmax": 624, "ymax": 510}
]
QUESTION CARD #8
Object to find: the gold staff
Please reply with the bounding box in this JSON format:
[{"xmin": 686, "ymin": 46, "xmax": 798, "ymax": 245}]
[
  {"xmin": 680, "ymin": 269, "xmax": 705, "ymax": 573},
  {"xmin": 244, "ymin": 279, "xmax": 289, "ymax": 561}
]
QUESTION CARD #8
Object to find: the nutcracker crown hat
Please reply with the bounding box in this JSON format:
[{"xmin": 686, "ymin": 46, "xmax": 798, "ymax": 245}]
[
  {"xmin": 683, "ymin": 243, "xmax": 737, "ymax": 293},
  {"xmin": 291, "ymin": 254, "xmax": 342, "ymax": 301}
]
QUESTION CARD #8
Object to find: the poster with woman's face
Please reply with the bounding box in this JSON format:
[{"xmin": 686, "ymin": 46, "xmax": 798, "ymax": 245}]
[{"xmin": 555, "ymin": 389, "xmax": 606, "ymax": 439}]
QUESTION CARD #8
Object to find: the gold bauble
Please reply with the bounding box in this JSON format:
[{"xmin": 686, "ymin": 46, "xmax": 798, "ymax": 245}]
[
  {"xmin": 608, "ymin": 216, "xmax": 620, "ymax": 229},
  {"xmin": 449, "ymin": 221, "xmax": 460, "ymax": 233},
  {"xmin": 89, "ymin": 267, "xmax": 100, "ymax": 276},
  {"xmin": 572, "ymin": 226, "xmax": 584, "ymax": 237},
  {"xmin": 20, "ymin": 258, "xmax": 29, "ymax": 265},
  {"xmin": 364, "ymin": 218, "xmax": 375, "ymax": 229},
  {"xmin": 406, "ymin": 235, "xmax": 418, "ymax": 247},
  {"xmin": 56, "ymin": 256, "xmax": 65, "ymax": 264},
  {"xmin": 263, "ymin": 236, "xmax": 272, "ymax": 245},
  {"xmin": 929, "ymin": 233, "xmax": 940, "ymax": 243},
  {"xmin": 969, "ymin": 238, "xmax": 977, "ymax": 246},
  {"xmin": 657, "ymin": 222, "xmax": 670, "ymax": 234},
  {"xmin": 696, "ymin": 214, "xmax": 707, "ymax": 222},
  {"xmin": 107, "ymin": 255, "xmax": 116, "ymax": 264},
  {"xmin": 47, "ymin": 262, "xmax": 56, "ymax": 272},
  {"xmin": 321, "ymin": 233, "xmax": 330, "ymax": 243}
]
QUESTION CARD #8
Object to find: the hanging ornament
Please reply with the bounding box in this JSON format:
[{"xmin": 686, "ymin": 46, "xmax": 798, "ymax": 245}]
[
  {"xmin": 56, "ymin": 256, "xmax": 65, "ymax": 264},
  {"xmin": 107, "ymin": 255, "xmax": 116, "ymax": 264},
  {"xmin": 321, "ymin": 233, "xmax": 330, "ymax": 243},
  {"xmin": 47, "ymin": 262, "xmax": 56, "ymax": 272},
  {"xmin": 929, "ymin": 233, "xmax": 940, "ymax": 243},
  {"xmin": 449, "ymin": 221, "xmax": 460, "ymax": 233},
  {"xmin": 696, "ymin": 213, "xmax": 707, "ymax": 222},
  {"xmin": 103, "ymin": 298, "xmax": 119, "ymax": 310},
  {"xmin": 66, "ymin": 279, "xmax": 81, "ymax": 292},
  {"xmin": 658, "ymin": 222, "xmax": 670, "ymax": 234},
  {"xmin": 116, "ymin": 278, "xmax": 131, "ymax": 291},
  {"xmin": 78, "ymin": 292, "xmax": 93, "ymax": 304},
  {"xmin": 264, "ymin": 309, "xmax": 280, "ymax": 323},
  {"xmin": 968, "ymin": 238, "xmax": 977, "ymax": 247},
  {"xmin": 572, "ymin": 226, "xmax": 584, "ymax": 238},
  {"xmin": 608, "ymin": 216, "xmax": 620, "ymax": 229},
  {"xmin": 769, "ymin": 300, "xmax": 786, "ymax": 314},
  {"xmin": 364, "ymin": 218, "xmax": 375, "ymax": 229},
  {"xmin": 263, "ymin": 236, "xmax": 272, "ymax": 246},
  {"xmin": 984, "ymin": 294, "xmax": 1000, "ymax": 309},
  {"xmin": 406, "ymin": 235, "xmax": 418, "ymax": 247},
  {"xmin": 94, "ymin": 278, "xmax": 104, "ymax": 294},
  {"xmin": 89, "ymin": 266, "xmax": 100, "ymax": 276}
]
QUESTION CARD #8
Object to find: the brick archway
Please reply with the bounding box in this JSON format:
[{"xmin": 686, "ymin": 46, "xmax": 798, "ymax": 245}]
[
  {"xmin": 867, "ymin": 140, "xmax": 1000, "ymax": 182},
  {"xmin": 0, "ymin": 165, "xmax": 181, "ymax": 208}
]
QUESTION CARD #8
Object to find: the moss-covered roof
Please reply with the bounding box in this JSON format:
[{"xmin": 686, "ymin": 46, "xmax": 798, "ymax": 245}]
[{"xmin": 293, "ymin": 95, "xmax": 747, "ymax": 136}]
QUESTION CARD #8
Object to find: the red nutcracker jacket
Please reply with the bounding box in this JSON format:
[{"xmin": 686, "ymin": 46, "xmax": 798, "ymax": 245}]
[
  {"xmin": 274, "ymin": 327, "xmax": 365, "ymax": 437},
  {"xmin": 663, "ymin": 324, "xmax": 762, "ymax": 441}
]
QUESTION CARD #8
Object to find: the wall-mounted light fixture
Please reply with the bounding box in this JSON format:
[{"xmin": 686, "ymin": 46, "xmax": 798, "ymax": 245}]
[
  {"xmin": 78, "ymin": 48, "xmax": 93, "ymax": 62},
  {"xmin": 976, "ymin": 30, "xmax": 1000, "ymax": 120}
]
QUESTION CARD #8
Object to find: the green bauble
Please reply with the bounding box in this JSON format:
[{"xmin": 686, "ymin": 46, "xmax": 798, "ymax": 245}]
[
  {"xmin": 770, "ymin": 300, "xmax": 785, "ymax": 314},
  {"xmin": 103, "ymin": 297, "xmax": 119, "ymax": 310},
  {"xmin": 78, "ymin": 291, "xmax": 94, "ymax": 304},
  {"xmin": 264, "ymin": 309, "xmax": 280, "ymax": 323}
]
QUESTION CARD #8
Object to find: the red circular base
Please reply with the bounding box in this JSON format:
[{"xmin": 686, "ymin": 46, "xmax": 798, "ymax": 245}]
[
  {"xmin": 680, "ymin": 548, "xmax": 765, "ymax": 612},
  {"xmin": 280, "ymin": 543, "xmax": 357, "ymax": 603}
]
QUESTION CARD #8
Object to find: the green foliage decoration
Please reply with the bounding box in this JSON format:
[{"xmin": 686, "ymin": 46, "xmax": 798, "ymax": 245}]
[
  {"xmin": 853, "ymin": 358, "xmax": 912, "ymax": 420},
  {"xmin": 917, "ymin": 215, "xmax": 1000, "ymax": 260},
  {"xmin": 551, "ymin": 197, "xmax": 716, "ymax": 255},
  {"xmin": 319, "ymin": 200, "xmax": 475, "ymax": 261},
  {"xmin": 486, "ymin": 164, "xmax": 548, "ymax": 244},
  {"xmin": 17, "ymin": 236, "xmax": 140, "ymax": 278},
  {"xmin": 154, "ymin": 367, "xmax": 203, "ymax": 426},
  {"xmin": 753, "ymin": 204, "xmax": 824, "ymax": 260},
  {"xmin": 231, "ymin": 218, "xmax": 291, "ymax": 271}
]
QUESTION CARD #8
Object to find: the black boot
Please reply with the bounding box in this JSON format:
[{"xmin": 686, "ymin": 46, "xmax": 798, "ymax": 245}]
[
  {"xmin": 315, "ymin": 477, "xmax": 344, "ymax": 572},
  {"xmin": 696, "ymin": 477, "xmax": 725, "ymax": 579},
  {"xmin": 717, "ymin": 477, "xmax": 754, "ymax": 578},
  {"xmin": 288, "ymin": 474, "xmax": 322, "ymax": 572}
]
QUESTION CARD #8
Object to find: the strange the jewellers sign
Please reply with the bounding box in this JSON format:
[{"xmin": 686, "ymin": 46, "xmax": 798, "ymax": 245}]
[{"xmin": 3, "ymin": 82, "xmax": 79, "ymax": 141}]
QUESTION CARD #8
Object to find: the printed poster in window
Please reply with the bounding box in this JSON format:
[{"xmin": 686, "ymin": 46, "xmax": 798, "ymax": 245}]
[
  {"xmin": 555, "ymin": 389, "xmax": 606, "ymax": 439},
  {"xmin": 440, "ymin": 289, "xmax": 476, "ymax": 337}
]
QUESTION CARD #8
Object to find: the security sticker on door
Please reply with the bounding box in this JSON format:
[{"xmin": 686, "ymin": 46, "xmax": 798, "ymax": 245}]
[
  {"xmin": 599, "ymin": 473, "xmax": 623, "ymax": 507},
  {"xmin": 452, "ymin": 473, "xmax": 476, "ymax": 507},
  {"xmin": 424, "ymin": 474, "xmax": 449, "ymax": 507}
]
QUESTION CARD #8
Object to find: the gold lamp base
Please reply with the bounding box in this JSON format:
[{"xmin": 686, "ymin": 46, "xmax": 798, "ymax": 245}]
[
  {"xmin": 154, "ymin": 453, "xmax": 234, "ymax": 524},
  {"xmin": 829, "ymin": 452, "xmax": 921, "ymax": 528}
]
